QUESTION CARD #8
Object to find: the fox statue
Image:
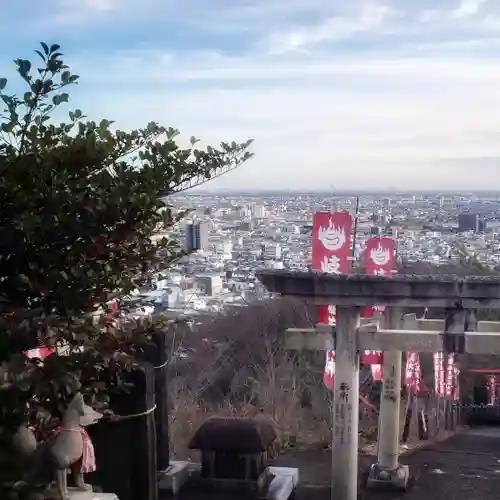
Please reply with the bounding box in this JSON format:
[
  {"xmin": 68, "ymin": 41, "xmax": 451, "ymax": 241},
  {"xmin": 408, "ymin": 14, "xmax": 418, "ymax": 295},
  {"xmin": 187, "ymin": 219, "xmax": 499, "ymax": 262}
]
[{"xmin": 12, "ymin": 392, "xmax": 103, "ymax": 500}]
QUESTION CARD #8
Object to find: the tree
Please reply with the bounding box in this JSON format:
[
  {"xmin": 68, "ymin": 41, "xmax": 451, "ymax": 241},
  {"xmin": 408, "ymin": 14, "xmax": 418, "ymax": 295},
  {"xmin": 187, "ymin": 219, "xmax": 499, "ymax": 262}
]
[{"xmin": 0, "ymin": 42, "xmax": 252, "ymax": 495}]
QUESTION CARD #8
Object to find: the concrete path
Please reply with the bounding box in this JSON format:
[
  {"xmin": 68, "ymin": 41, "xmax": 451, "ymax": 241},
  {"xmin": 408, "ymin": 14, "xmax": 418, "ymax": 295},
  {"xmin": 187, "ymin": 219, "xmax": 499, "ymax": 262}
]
[
  {"xmin": 385, "ymin": 427, "xmax": 500, "ymax": 500},
  {"xmin": 285, "ymin": 427, "xmax": 500, "ymax": 500}
]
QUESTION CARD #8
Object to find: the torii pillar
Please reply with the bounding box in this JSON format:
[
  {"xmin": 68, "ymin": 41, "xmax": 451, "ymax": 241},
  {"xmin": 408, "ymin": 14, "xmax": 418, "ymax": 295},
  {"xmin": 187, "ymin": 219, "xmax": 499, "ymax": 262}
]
[{"xmin": 256, "ymin": 270, "xmax": 500, "ymax": 500}]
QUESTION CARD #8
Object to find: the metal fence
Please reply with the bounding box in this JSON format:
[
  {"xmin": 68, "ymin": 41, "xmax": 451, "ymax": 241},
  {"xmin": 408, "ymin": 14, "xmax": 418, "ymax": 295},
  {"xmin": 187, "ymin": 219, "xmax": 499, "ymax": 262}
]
[{"xmin": 461, "ymin": 404, "xmax": 500, "ymax": 425}]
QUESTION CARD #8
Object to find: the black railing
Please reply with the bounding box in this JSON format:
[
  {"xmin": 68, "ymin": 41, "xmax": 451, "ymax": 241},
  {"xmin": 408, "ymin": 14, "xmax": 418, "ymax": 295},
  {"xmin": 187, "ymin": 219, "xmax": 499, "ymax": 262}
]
[{"xmin": 461, "ymin": 404, "xmax": 500, "ymax": 425}]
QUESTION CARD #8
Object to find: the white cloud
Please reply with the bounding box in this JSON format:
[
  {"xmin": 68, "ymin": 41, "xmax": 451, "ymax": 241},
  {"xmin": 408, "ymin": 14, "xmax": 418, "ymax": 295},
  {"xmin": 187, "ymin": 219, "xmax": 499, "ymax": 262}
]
[
  {"xmin": 453, "ymin": 0, "xmax": 487, "ymax": 19},
  {"xmin": 51, "ymin": 0, "xmax": 118, "ymax": 24},
  {"xmin": 48, "ymin": 0, "xmax": 171, "ymax": 25},
  {"xmin": 265, "ymin": 3, "xmax": 401, "ymax": 53},
  {"xmin": 17, "ymin": 0, "xmax": 500, "ymax": 190},
  {"xmin": 418, "ymin": 10, "xmax": 441, "ymax": 23},
  {"xmin": 69, "ymin": 44, "xmax": 500, "ymax": 190}
]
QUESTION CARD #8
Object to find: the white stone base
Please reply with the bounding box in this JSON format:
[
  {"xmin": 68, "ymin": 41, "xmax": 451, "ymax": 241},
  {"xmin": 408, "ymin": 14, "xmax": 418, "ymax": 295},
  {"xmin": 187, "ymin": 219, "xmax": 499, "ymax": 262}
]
[
  {"xmin": 158, "ymin": 461, "xmax": 191, "ymax": 495},
  {"xmin": 266, "ymin": 467, "xmax": 299, "ymax": 500},
  {"xmin": 93, "ymin": 494, "xmax": 119, "ymax": 500},
  {"xmin": 66, "ymin": 488, "xmax": 93, "ymax": 500},
  {"xmin": 366, "ymin": 463, "xmax": 410, "ymax": 491},
  {"xmin": 62, "ymin": 485, "xmax": 118, "ymax": 500}
]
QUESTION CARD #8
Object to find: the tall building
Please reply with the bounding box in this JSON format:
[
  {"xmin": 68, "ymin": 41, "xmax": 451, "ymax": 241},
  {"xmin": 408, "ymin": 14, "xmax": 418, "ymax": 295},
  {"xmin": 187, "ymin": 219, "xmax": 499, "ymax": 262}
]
[
  {"xmin": 249, "ymin": 202, "xmax": 267, "ymax": 219},
  {"xmin": 458, "ymin": 213, "xmax": 479, "ymax": 233},
  {"xmin": 185, "ymin": 222, "xmax": 209, "ymax": 251}
]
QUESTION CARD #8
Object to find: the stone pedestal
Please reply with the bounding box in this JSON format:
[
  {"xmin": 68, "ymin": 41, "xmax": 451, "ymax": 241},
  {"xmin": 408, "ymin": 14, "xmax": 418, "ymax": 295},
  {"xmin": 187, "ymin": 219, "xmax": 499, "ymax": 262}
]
[
  {"xmin": 158, "ymin": 461, "xmax": 191, "ymax": 495},
  {"xmin": 66, "ymin": 488, "xmax": 93, "ymax": 500},
  {"xmin": 53, "ymin": 485, "xmax": 119, "ymax": 500},
  {"xmin": 266, "ymin": 466, "xmax": 299, "ymax": 500}
]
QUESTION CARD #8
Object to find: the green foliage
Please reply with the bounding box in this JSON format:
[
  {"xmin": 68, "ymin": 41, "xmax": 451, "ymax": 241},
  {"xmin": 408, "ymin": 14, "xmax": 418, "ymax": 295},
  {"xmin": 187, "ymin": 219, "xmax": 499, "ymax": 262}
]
[{"xmin": 0, "ymin": 42, "xmax": 253, "ymax": 496}]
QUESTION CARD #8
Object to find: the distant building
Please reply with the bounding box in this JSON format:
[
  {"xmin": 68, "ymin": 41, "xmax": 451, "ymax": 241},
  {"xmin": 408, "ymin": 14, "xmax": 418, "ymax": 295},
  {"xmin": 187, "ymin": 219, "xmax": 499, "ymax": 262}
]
[
  {"xmin": 262, "ymin": 243, "xmax": 281, "ymax": 260},
  {"xmin": 197, "ymin": 274, "xmax": 223, "ymax": 296},
  {"xmin": 458, "ymin": 213, "xmax": 479, "ymax": 233},
  {"xmin": 186, "ymin": 222, "xmax": 209, "ymax": 251},
  {"xmin": 250, "ymin": 203, "xmax": 267, "ymax": 218}
]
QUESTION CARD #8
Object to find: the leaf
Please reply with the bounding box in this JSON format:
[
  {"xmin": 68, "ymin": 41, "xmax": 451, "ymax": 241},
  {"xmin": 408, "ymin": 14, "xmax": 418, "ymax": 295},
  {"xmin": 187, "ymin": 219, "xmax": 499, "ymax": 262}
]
[
  {"xmin": 40, "ymin": 42, "xmax": 50, "ymax": 55},
  {"xmin": 52, "ymin": 93, "xmax": 69, "ymax": 106},
  {"xmin": 50, "ymin": 44, "xmax": 61, "ymax": 53},
  {"xmin": 0, "ymin": 78, "xmax": 7, "ymax": 90},
  {"xmin": 35, "ymin": 49, "xmax": 46, "ymax": 61},
  {"xmin": 61, "ymin": 70, "xmax": 71, "ymax": 84},
  {"xmin": 16, "ymin": 59, "xmax": 32, "ymax": 80},
  {"xmin": 1, "ymin": 122, "xmax": 14, "ymax": 133}
]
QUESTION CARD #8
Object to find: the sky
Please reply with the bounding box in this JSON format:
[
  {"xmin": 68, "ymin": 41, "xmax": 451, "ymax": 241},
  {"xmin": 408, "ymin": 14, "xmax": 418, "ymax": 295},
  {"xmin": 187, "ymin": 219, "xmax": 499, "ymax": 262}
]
[{"xmin": 2, "ymin": 0, "xmax": 500, "ymax": 191}]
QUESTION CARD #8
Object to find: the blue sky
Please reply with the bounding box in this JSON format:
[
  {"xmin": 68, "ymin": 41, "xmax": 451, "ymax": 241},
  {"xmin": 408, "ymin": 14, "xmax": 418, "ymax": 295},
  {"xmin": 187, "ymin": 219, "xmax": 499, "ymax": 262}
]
[{"xmin": 2, "ymin": 0, "xmax": 500, "ymax": 190}]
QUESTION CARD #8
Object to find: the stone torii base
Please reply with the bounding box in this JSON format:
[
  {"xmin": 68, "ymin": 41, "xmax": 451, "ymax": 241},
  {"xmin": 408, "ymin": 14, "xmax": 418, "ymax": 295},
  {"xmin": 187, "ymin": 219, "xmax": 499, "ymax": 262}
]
[{"xmin": 256, "ymin": 271, "xmax": 500, "ymax": 500}]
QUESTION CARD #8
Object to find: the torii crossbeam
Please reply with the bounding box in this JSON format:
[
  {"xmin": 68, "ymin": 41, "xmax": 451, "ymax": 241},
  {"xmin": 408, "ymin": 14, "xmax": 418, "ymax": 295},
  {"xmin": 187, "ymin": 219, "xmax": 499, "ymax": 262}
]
[{"xmin": 256, "ymin": 271, "xmax": 500, "ymax": 500}]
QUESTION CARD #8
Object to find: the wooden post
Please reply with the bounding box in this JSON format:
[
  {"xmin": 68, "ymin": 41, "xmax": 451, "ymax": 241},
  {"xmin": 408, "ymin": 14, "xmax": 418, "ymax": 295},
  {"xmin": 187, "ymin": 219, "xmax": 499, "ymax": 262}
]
[
  {"xmin": 444, "ymin": 399, "xmax": 450, "ymax": 430},
  {"xmin": 154, "ymin": 330, "xmax": 171, "ymax": 472},
  {"xmin": 131, "ymin": 365, "xmax": 159, "ymax": 500},
  {"xmin": 401, "ymin": 392, "xmax": 413, "ymax": 443}
]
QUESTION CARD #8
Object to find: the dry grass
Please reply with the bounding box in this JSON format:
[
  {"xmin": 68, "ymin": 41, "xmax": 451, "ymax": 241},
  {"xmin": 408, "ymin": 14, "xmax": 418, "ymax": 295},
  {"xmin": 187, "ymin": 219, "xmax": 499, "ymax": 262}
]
[
  {"xmin": 164, "ymin": 298, "xmax": 434, "ymax": 460},
  {"xmin": 168, "ymin": 362, "xmax": 383, "ymax": 459},
  {"xmin": 168, "ymin": 377, "xmax": 431, "ymax": 462},
  {"xmin": 169, "ymin": 392, "xmax": 333, "ymax": 459}
]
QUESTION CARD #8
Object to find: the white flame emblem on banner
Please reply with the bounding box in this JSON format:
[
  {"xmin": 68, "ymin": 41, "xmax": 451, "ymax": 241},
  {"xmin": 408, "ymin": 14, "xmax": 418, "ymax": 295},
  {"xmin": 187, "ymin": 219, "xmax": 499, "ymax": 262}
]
[
  {"xmin": 318, "ymin": 220, "xmax": 346, "ymax": 251},
  {"xmin": 370, "ymin": 243, "xmax": 390, "ymax": 266}
]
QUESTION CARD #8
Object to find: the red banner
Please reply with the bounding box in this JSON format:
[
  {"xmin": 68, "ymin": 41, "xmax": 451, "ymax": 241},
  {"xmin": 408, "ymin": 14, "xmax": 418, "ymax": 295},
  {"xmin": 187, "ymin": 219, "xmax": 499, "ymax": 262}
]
[
  {"xmin": 487, "ymin": 375, "xmax": 498, "ymax": 405},
  {"xmin": 363, "ymin": 350, "xmax": 383, "ymax": 365},
  {"xmin": 361, "ymin": 237, "xmax": 396, "ymax": 371},
  {"xmin": 445, "ymin": 353, "xmax": 457, "ymax": 398},
  {"xmin": 405, "ymin": 351, "xmax": 422, "ymax": 394},
  {"xmin": 434, "ymin": 352, "xmax": 446, "ymax": 397},
  {"xmin": 363, "ymin": 236, "xmax": 396, "ymax": 319},
  {"xmin": 453, "ymin": 366, "xmax": 460, "ymax": 401},
  {"xmin": 371, "ymin": 364, "xmax": 384, "ymax": 382},
  {"xmin": 364, "ymin": 236, "xmax": 397, "ymax": 276},
  {"xmin": 312, "ymin": 211, "xmax": 352, "ymax": 275},
  {"xmin": 312, "ymin": 212, "xmax": 352, "ymax": 390}
]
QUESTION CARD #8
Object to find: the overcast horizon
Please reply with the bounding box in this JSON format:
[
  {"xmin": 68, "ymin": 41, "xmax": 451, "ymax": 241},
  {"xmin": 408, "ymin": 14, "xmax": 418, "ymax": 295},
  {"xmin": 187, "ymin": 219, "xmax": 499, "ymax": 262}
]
[{"xmin": 3, "ymin": 0, "xmax": 500, "ymax": 191}]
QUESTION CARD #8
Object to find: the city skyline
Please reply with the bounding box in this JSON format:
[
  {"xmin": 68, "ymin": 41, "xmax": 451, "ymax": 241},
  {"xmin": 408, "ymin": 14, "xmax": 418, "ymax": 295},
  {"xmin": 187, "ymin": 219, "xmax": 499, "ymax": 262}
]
[{"xmin": 2, "ymin": 1, "xmax": 500, "ymax": 189}]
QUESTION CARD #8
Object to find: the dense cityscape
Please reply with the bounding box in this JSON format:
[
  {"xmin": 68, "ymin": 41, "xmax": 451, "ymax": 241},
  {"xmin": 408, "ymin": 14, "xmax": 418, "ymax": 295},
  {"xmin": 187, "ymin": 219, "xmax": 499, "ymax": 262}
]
[{"xmin": 123, "ymin": 191, "xmax": 500, "ymax": 320}]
